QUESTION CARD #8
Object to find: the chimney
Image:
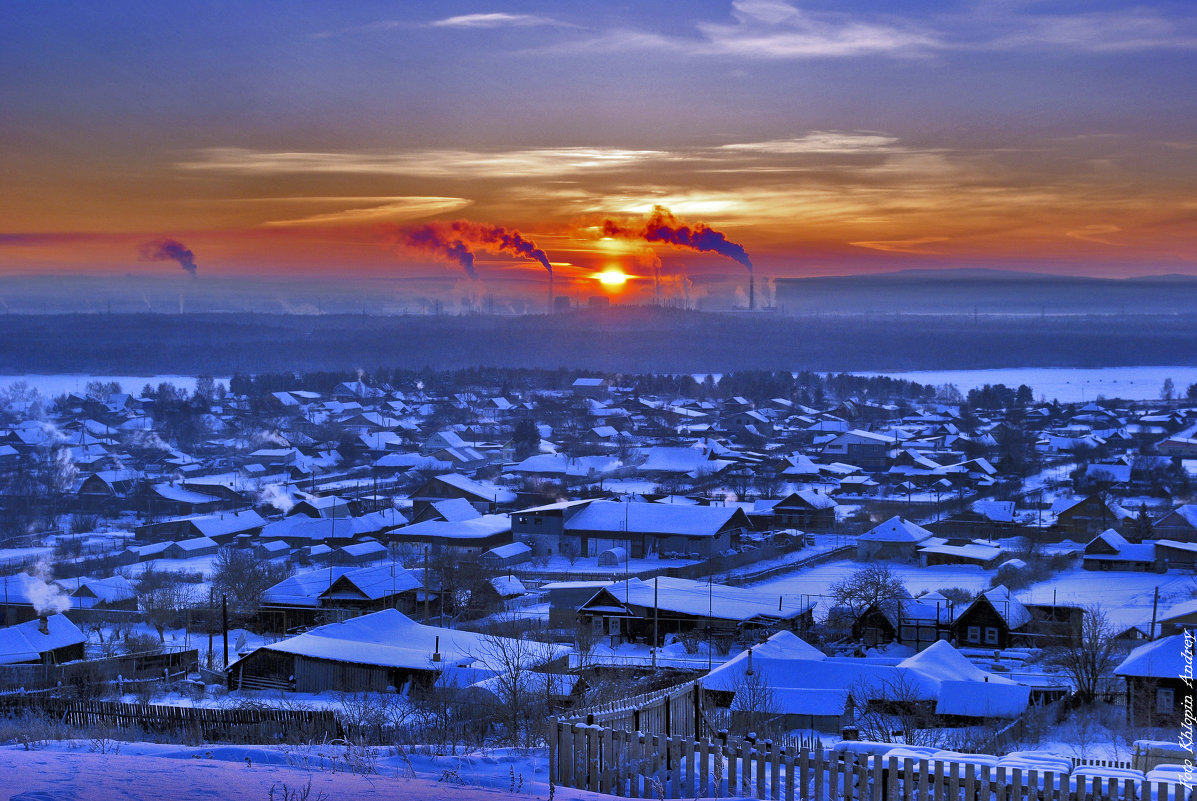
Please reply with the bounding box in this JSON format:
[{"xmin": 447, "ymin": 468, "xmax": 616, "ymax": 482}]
[
  {"xmin": 749, "ymin": 275, "xmax": 755, "ymax": 311},
  {"xmin": 433, "ymin": 635, "xmax": 442, "ymax": 662}
]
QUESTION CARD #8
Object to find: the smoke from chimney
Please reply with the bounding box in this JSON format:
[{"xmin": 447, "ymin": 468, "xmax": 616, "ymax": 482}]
[
  {"xmin": 138, "ymin": 239, "xmax": 198, "ymax": 276},
  {"xmin": 601, "ymin": 206, "xmax": 754, "ymax": 308},
  {"xmin": 400, "ymin": 226, "xmax": 477, "ymax": 278}
]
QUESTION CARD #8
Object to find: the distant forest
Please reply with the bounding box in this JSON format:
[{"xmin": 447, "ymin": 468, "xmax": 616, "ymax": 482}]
[{"xmin": 1, "ymin": 308, "xmax": 1196, "ymax": 375}]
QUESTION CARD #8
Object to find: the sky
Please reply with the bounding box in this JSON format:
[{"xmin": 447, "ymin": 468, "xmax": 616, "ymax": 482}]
[{"xmin": 1, "ymin": 1, "xmax": 1195, "ymax": 311}]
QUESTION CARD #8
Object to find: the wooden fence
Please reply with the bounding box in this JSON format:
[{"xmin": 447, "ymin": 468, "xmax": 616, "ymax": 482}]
[
  {"xmin": 548, "ymin": 718, "xmax": 1188, "ymax": 801},
  {"xmin": 0, "ymin": 696, "xmax": 342, "ymax": 743},
  {"xmin": 567, "ymin": 680, "xmax": 701, "ymax": 739},
  {"xmin": 0, "ymin": 648, "xmax": 198, "ymax": 692}
]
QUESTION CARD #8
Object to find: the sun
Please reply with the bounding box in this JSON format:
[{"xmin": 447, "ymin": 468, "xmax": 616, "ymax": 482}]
[{"xmin": 597, "ymin": 267, "xmax": 628, "ymax": 288}]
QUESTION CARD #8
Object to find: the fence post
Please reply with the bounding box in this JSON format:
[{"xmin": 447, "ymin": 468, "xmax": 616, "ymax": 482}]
[{"xmin": 548, "ymin": 716, "xmax": 559, "ymax": 785}]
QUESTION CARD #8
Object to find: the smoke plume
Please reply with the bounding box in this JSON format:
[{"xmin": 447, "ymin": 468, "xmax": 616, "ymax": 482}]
[
  {"xmin": 138, "ymin": 239, "xmax": 198, "ymax": 276},
  {"xmin": 398, "ymin": 221, "xmax": 553, "ymax": 277},
  {"xmin": 601, "ymin": 206, "xmax": 752, "ymax": 273},
  {"xmin": 400, "ymin": 226, "xmax": 477, "ymax": 279}
]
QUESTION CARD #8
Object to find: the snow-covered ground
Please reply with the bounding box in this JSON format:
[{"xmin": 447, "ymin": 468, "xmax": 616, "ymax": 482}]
[
  {"xmin": 1019, "ymin": 568, "xmax": 1194, "ymax": 630},
  {"xmin": 0, "ymin": 741, "xmax": 611, "ymax": 801}
]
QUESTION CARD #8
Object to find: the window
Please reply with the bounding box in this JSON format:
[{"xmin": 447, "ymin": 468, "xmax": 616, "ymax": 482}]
[
  {"xmin": 1158, "ymin": 687, "xmax": 1175, "ymax": 714},
  {"xmin": 984, "ymin": 627, "xmax": 1000, "ymax": 645},
  {"xmin": 967, "ymin": 626, "xmax": 981, "ymax": 643},
  {"xmin": 609, "ymin": 617, "xmax": 621, "ymax": 636},
  {"xmin": 592, "ymin": 617, "xmax": 603, "ymax": 635}
]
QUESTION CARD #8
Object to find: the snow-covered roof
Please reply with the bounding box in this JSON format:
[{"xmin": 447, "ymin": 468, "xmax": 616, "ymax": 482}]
[
  {"xmin": 978, "ymin": 586, "xmax": 1032, "ymax": 630},
  {"xmin": 320, "ymin": 563, "xmax": 421, "ymax": 602},
  {"xmin": 68, "ymin": 575, "xmax": 136, "ymax": 606},
  {"xmin": 392, "ymin": 513, "xmax": 512, "ymax": 542},
  {"xmin": 1116, "ymin": 634, "xmax": 1191, "ymax": 679},
  {"xmin": 970, "ymin": 500, "xmax": 1015, "ymax": 524},
  {"xmin": 588, "ymin": 577, "xmax": 814, "ymax": 624},
  {"xmin": 860, "ymin": 516, "xmax": 935, "ymax": 544},
  {"xmin": 703, "ymin": 634, "xmax": 1026, "ymax": 720},
  {"xmin": 565, "ymin": 500, "xmax": 745, "ymax": 538},
  {"xmin": 243, "ymin": 608, "xmax": 568, "ymax": 673},
  {"xmin": 0, "ymin": 614, "xmax": 85, "ymax": 665},
  {"xmin": 428, "ymin": 498, "xmax": 483, "ymax": 522}
]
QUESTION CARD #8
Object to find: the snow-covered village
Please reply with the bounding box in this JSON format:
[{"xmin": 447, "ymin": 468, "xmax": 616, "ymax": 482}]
[
  {"xmin": 6, "ymin": 2, "xmax": 1197, "ymax": 798},
  {"xmin": 1, "ymin": 368, "xmax": 1195, "ymax": 799}
]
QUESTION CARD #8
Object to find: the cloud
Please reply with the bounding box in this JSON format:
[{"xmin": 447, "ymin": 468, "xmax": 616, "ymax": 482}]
[
  {"xmin": 429, "ymin": 13, "xmax": 573, "ymax": 29},
  {"xmin": 179, "ymin": 146, "xmax": 668, "ymax": 179},
  {"xmin": 1065, "ymin": 224, "xmax": 1123, "ymax": 246},
  {"xmin": 719, "ymin": 132, "xmax": 901, "ymax": 155},
  {"xmin": 260, "ymin": 197, "xmax": 473, "ymax": 227},
  {"xmin": 541, "ymin": 1, "xmax": 1196, "ymax": 59},
  {"xmin": 850, "ymin": 237, "xmax": 950, "ymax": 255}
]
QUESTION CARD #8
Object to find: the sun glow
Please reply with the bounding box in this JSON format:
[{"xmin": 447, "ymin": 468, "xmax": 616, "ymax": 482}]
[{"xmin": 597, "ymin": 267, "xmax": 628, "ymax": 287}]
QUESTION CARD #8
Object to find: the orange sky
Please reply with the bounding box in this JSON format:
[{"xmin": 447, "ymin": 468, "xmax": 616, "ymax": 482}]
[{"xmin": 1, "ymin": 2, "xmax": 1195, "ymax": 309}]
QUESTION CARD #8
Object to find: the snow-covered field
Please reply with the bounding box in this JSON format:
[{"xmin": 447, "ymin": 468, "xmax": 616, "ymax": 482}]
[
  {"xmin": 0, "ymin": 741, "xmax": 610, "ymax": 801},
  {"xmin": 871, "ymin": 366, "xmax": 1197, "ymax": 404}
]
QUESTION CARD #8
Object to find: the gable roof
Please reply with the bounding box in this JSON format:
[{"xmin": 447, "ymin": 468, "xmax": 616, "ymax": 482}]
[
  {"xmin": 860, "ymin": 516, "xmax": 935, "ymax": 544},
  {"xmin": 565, "ymin": 500, "xmax": 748, "ymax": 538}
]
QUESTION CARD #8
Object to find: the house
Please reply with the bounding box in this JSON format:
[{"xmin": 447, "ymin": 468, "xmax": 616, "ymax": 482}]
[
  {"xmin": 227, "ymin": 608, "xmax": 569, "ymax": 693},
  {"xmin": 387, "ymin": 514, "xmax": 513, "ymax": 556},
  {"xmin": 77, "ymin": 469, "xmax": 141, "ymax": 508},
  {"xmin": 1054, "ymin": 494, "xmax": 1131, "ymax": 539},
  {"xmin": 1, "ymin": 573, "xmax": 69, "ymax": 625},
  {"xmin": 856, "ymin": 516, "xmax": 937, "ymax": 561},
  {"xmin": 408, "ymin": 473, "xmax": 517, "ymax": 514},
  {"xmin": 289, "ymin": 496, "xmax": 352, "ymax": 519},
  {"xmin": 146, "ymin": 482, "xmax": 227, "ymax": 517},
  {"xmin": 821, "ymin": 430, "xmax": 895, "ymax": 471},
  {"xmin": 1154, "ymin": 505, "xmax": 1197, "ymax": 542},
  {"xmin": 544, "ymin": 500, "xmax": 749, "ymax": 560},
  {"xmin": 952, "ymin": 586, "xmax": 1032, "ymax": 649},
  {"xmin": 542, "ymin": 580, "xmax": 613, "ymax": 628},
  {"xmin": 0, "ymin": 614, "xmax": 87, "ymax": 666},
  {"xmin": 700, "ymin": 633, "xmax": 1028, "ymax": 735},
  {"xmin": 571, "ymin": 377, "xmax": 608, "ymax": 398},
  {"xmin": 852, "ymin": 593, "xmax": 957, "ymax": 650},
  {"xmin": 768, "ymin": 490, "xmax": 837, "ymax": 531},
  {"xmin": 162, "ymin": 536, "xmax": 220, "ymax": 560},
  {"xmin": 1115, "ymin": 634, "xmax": 1195, "ymax": 728},
  {"xmin": 259, "ymin": 564, "xmax": 423, "ymax": 633},
  {"xmin": 66, "ymin": 576, "xmax": 137, "ymax": 611},
  {"xmin": 136, "ymin": 509, "xmax": 266, "ymax": 544},
  {"xmin": 576, "ymin": 576, "xmax": 815, "ymax": 650},
  {"xmin": 480, "ymin": 542, "xmax": 533, "ymax": 570},
  {"xmin": 334, "ymin": 540, "xmax": 389, "ymax": 565},
  {"xmin": 1156, "ymin": 599, "xmax": 1197, "ymax": 637},
  {"xmin": 919, "ymin": 539, "xmax": 1003, "ymax": 569},
  {"xmin": 1082, "ymin": 529, "xmax": 1158, "ymax": 572}
]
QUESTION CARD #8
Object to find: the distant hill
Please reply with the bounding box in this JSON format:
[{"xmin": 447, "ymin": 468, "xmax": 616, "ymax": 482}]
[
  {"xmin": 2, "ymin": 307, "xmax": 1196, "ymax": 375},
  {"xmin": 774, "ymin": 270, "xmax": 1197, "ymax": 315}
]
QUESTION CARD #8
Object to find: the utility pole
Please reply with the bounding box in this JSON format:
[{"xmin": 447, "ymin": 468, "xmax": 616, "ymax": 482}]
[
  {"xmin": 652, "ymin": 574, "xmax": 659, "ymax": 670},
  {"xmin": 1149, "ymin": 586, "xmax": 1160, "ymax": 640},
  {"xmin": 222, "ymin": 594, "xmax": 229, "ymax": 669}
]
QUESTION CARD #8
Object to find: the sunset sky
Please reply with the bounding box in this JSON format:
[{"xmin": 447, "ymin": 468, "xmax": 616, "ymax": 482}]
[{"xmin": 1, "ymin": 1, "xmax": 1195, "ymax": 310}]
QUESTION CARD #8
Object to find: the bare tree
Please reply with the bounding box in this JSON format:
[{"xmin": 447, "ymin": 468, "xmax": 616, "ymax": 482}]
[
  {"xmin": 733, "ymin": 663, "xmax": 778, "ymax": 740},
  {"xmin": 829, "ymin": 564, "xmax": 910, "ymax": 619},
  {"xmin": 210, "ymin": 546, "xmax": 294, "ymax": 617},
  {"xmin": 848, "ymin": 672, "xmax": 947, "ymax": 747},
  {"xmin": 470, "ymin": 617, "xmax": 562, "ymax": 747},
  {"xmin": 1048, "ymin": 604, "xmax": 1121, "ymax": 705}
]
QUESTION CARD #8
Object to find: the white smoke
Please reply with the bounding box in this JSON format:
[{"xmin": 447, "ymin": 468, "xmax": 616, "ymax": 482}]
[
  {"xmin": 258, "ymin": 483, "xmax": 296, "ymax": 514},
  {"xmin": 125, "ymin": 429, "xmax": 172, "ymax": 452},
  {"xmin": 22, "ymin": 561, "xmax": 72, "ymax": 616},
  {"xmin": 252, "ymin": 429, "xmax": 291, "ymax": 449}
]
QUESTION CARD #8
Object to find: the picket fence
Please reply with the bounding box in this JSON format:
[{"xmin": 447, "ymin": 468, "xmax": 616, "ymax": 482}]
[{"xmin": 548, "ymin": 718, "xmax": 1189, "ymax": 801}]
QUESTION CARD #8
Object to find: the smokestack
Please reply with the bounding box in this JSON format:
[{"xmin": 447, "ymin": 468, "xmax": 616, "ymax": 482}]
[
  {"xmin": 548, "ymin": 270, "xmax": 554, "ymax": 314},
  {"xmin": 750, "ymin": 275, "xmax": 754, "ymax": 311}
]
